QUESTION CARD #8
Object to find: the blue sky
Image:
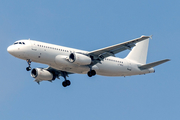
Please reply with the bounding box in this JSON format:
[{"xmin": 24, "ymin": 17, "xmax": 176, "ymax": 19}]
[{"xmin": 0, "ymin": 0, "xmax": 179, "ymax": 120}]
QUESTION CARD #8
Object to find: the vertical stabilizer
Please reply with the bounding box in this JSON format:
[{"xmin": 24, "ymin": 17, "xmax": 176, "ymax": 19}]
[{"xmin": 125, "ymin": 38, "xmax": 149, "ymax": 64}]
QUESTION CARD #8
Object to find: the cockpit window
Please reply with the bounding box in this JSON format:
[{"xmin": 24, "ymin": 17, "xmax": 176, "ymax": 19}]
[{"xmin": 14, "ymin": 42, "xmax": 25, "ymax": 45}]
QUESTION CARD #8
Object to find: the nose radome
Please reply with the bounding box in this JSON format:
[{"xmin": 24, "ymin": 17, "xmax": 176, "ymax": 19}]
[
  {"xmin": 7, "ymin": 46, "xmax": 11, "ymax": 53},
  {"xmin": 7, "ymin": 46, "xmax": 14, "ymax": 54}
]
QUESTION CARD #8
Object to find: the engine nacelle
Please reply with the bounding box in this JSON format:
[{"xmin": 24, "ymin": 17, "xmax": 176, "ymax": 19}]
[
  {"xmin": 55, "ymin": 55, "xmax": 71, "ymax": 66},
  {"xmin": 68, "ymin": 53, "xmax": 91, "ymax": 65},
  {"xmin": 31, "ymin": 68, "xmax": 53, "ymax": 81}
]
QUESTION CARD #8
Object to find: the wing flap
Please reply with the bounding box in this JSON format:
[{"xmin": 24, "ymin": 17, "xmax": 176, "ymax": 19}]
[{"xmin": 139, "ymin": 59, "xmax": 170, "ymax": 70}]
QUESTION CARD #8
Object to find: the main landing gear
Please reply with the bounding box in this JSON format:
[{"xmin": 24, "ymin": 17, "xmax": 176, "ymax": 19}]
[
  {"xmin": 61, "ymin": 71, "xmax": 71, "ymax": 87},
  {"xmin": 87, "ymin": 70, "xmax": 96, "ymax": 77},
  {"xmin": 26, "ymin": 59, "xmax": 32, "ymax": 71}
]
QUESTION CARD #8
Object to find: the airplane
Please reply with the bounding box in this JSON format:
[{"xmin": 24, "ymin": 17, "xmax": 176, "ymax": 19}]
[{"xmin": 7, "ymin": 35, "xmax": 170, "ymax": 87}]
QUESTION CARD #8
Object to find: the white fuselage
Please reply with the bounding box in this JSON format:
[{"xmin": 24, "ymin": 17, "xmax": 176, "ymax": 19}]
[{"xmin": 7, "ymin": 39, "xmax": 154, "ymax": 77}]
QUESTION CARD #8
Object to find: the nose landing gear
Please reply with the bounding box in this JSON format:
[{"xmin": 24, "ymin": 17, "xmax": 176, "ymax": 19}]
[{"xmin": 26, "ymin": 59, "xmax": 32, "ymax": 71}]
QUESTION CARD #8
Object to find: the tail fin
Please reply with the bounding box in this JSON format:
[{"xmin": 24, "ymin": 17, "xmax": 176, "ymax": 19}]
[{"xmin": 125, "ymin": 37, "xmax": 150, "ymax": 64}]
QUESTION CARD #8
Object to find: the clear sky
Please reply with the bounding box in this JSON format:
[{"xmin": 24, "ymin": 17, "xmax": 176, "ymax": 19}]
[{"xmin": 0, "ymin": 0, "xmax": 179, "ymax": 120}]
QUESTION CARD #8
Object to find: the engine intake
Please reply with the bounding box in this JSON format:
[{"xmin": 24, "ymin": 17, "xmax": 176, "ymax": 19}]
[
  {"xmin": 31, "ymin": 68, "xmax": 54, "ymax": 81},
  {"xmin": 69, "ymin": 53, "xmax": 91, "ymax": 65}
]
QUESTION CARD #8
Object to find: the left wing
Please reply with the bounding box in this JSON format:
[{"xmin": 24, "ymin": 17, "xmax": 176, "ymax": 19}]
[{"xmin": 88, "ymin": 35, "xmax": 151, "ymax": 63}]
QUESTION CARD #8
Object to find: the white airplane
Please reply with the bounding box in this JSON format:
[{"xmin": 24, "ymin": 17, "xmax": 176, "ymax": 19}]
[{"xmin": 7, "ymin": 35, "xmax": 169, "ymax": 87}]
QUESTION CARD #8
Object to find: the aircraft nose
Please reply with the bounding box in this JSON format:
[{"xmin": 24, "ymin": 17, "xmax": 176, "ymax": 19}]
[{"xmin": 7, "ymin": 45, "xmax": 15, "ymax": 55}]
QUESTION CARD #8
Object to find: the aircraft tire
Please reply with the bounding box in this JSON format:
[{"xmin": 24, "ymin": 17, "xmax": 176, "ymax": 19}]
[
  {"xmin": 91, "ymin": 70, "xmax": 96, "ymax": 76},
  {"xmin": 87, "ymin": 71, "xmax": 92, "ymax": 77},
  {"xmin": 62, "ymin": 80, "xmax": 71, "ymax": 87},
  {"xmin": 62, "ymin": 81, "xmax": 67, "ymax": 87},
  {"xmin": 66, "ymin": 80, "xmax": 71, "ymax": 86},
  {"xmin": 26, "ymin": 67, "xmax": 31, "ymax": 71}
]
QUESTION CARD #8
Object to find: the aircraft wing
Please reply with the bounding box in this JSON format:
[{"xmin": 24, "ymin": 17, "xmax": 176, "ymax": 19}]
[
  {"xmin": 46, "ymin": 67, "xmax": 73, "ymax": 77},
  {"xmin": 88, "ymin": 35, "xmax": 151, "ymax": 64}
]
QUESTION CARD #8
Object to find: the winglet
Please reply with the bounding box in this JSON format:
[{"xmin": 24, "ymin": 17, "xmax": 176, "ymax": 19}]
[
  {"xmin": 139, "ymin": 59, "xmax": 170, "ymax": 70},
  {"xmin": 141, "ymin": 35, "xmax": 153, "ymax": 39}
]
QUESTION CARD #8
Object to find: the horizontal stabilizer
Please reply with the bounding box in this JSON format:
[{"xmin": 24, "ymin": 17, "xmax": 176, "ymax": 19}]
[{"xmin": 139, "ymin": 59, "xmax": 170, "ymax": 70}]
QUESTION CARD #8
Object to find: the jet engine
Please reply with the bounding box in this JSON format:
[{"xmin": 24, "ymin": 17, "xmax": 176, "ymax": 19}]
[
  {"xmin": 68, "ymin": 53, "xmax": 91, "ymax": 65},
  {"xmin": 31, "ymin": 68, "xmax": 54, "ymax": 81}
]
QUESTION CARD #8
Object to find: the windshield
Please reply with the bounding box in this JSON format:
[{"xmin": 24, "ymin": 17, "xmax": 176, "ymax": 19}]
[{"xmin": 14, "ymin": 42, "xmax": 25, "ymax": 45}]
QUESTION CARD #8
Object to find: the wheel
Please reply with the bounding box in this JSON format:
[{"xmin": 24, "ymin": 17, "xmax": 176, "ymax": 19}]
[
  {"xmin": 66, "ymin": 80, "xmax": 71, "ymax": 86},
  {"xmin": 62, "ymin": 80, "xmax": 71, "ymax": 87},
  {"xmin": 62, "ymin": 81, "xmax": 67, "ymax": 87},
  {"xmin": 26, "ymin": 67, "xmax": 31, "ymax": 71},
  {"xmin": 87, "ymin": 71, "xmax": 92, "ymax": 77},
  {"xmin": 91, "ymin": 70, "xmax": 96, "ymax": 76}
]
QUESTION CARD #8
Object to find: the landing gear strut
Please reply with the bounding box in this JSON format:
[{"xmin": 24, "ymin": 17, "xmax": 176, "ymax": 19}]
[
  {"xmin": 26, "ymin": 59, "xmax": 32, "ymax": 71},
  {"xmin": 87, "ymin": 70, "xmax": 96, "ymax": 77},
  {"xmin": 61, "ymin": 71, "xmax": 71, "ymax": 87}
]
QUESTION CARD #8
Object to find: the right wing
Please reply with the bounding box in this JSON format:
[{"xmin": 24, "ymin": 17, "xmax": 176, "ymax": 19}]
[{"xmin": 88, "ymin": 35, "xmax": 151, "ymax": 59}]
